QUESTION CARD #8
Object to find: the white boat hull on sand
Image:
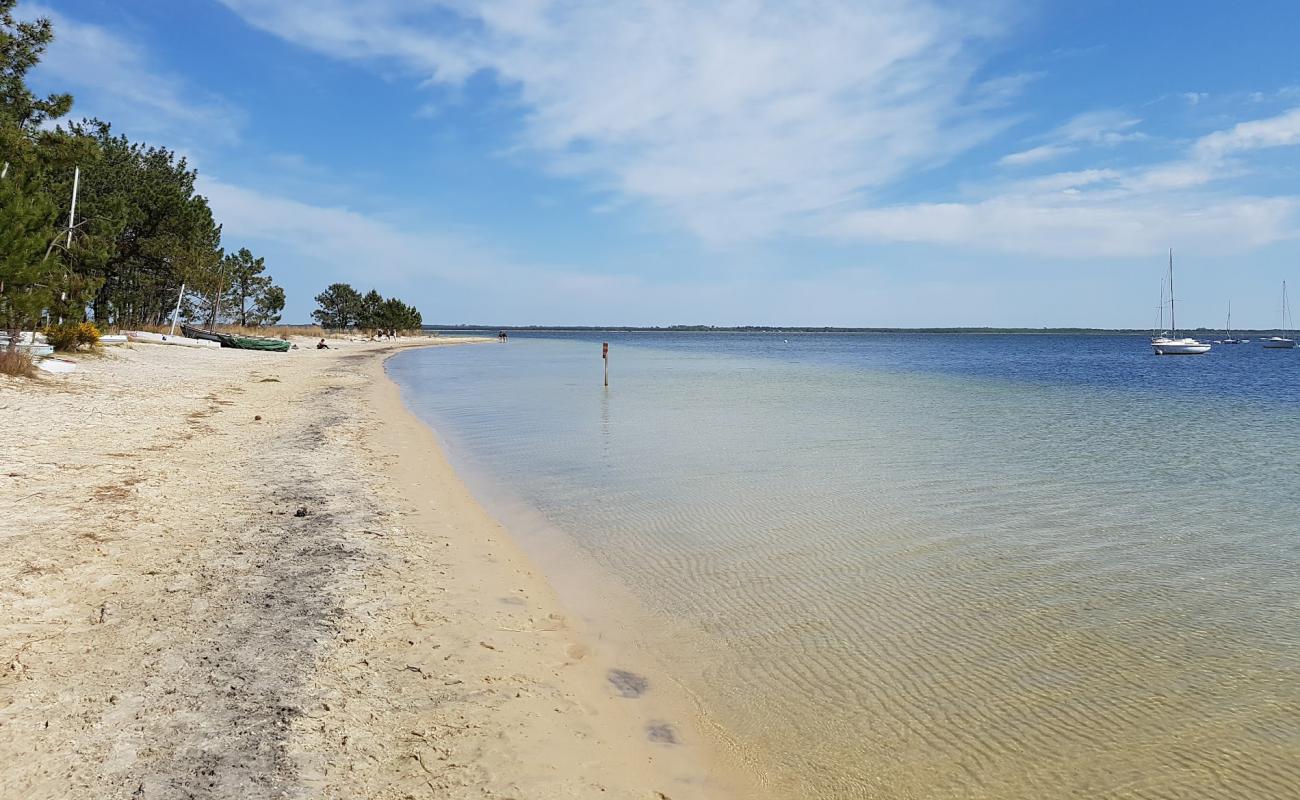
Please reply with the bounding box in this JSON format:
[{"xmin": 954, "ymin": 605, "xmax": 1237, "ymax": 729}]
[
  {"xmin": 1, "ymin": 341, "xmax": 55, "ymax": 357},
  {"xmin": 125, "ymin": 330, "xmax": 220, "ymax": 349},
  {"xmin": 1151, "ymin": 338, "xmax": 1211, "ymax": 355},
  {"xmin": 98, "ymin": 334, "xmax": 127, "ymax": 345},
  {"xmin": 35, "ymin": 357, "xmax": 77, "ymax": 373}
]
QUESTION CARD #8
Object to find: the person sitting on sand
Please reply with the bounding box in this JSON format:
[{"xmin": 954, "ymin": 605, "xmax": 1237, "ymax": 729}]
[{"xmin": 317, "ymin": 338, "xmax": 330, "ymax": 350}]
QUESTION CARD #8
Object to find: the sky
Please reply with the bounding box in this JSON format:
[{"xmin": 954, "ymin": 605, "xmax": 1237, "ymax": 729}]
[{"xmin": 18, "ymin": 0, "xmax": 1300, "ymax": 327}]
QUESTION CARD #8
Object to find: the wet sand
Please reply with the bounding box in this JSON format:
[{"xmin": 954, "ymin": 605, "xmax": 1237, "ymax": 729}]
[{"xmin": 0, "ymin": 338, "xmax": 737, "ymax": 799}]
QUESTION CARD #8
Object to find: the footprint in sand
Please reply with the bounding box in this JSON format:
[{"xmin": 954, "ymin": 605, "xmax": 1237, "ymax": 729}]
[
  {"xmin": 607, "ymin": 669, "xmax": 648, "ymax": 698},
  {"xmin": 646, "ymin": 722, "xmax": 679, "ymax": 745}
]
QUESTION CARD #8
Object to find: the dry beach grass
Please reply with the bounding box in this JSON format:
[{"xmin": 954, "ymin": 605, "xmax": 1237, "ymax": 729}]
[
  {"xmin": 0, "ymin": 337, "xmax": 738, "ymax": 799},
  {"xmin": 0, "ymin": 348, "xmax": 35, "ymax": 378}
]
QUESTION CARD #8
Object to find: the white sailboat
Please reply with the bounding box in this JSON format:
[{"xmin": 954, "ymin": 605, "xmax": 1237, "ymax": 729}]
[
  {"xmin": 1262, "ymin": 281, "xmax": 1296, "ymax": 349},
  {"xmin": 1151, "ymin": 250, "xmax": 1211, "ymax": 355},
  {"xmin": 1220, "ymin": 302, "xmax": 1245, "ymax": 344}
]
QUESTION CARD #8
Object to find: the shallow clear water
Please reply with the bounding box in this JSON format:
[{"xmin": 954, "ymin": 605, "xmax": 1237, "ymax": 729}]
[{"xmin": 390, "ymin": 334, "xmax": 1300, "ymax": 799}]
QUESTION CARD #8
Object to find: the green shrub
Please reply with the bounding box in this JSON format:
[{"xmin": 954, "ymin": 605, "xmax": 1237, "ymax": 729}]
[
  {"xmin": 76, "ymin": 322, "xmax": 100, "ymax": 347},
  {"xmin": 43, "ymin": 322, "xmax": 82, "ymax": 352},
  {"xmin": 42, "ymin": 321, "xmax": 101, "ymax": 352}
]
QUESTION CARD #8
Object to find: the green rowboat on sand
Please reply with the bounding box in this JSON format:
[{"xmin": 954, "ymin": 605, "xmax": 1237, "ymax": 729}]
[
  {"xmin": 223, "ymin": 334, "xmax": 292, "ymax": 352},
  {"xmin": 181, "ymin": 325, "xmax": 292, "ymax": 352}
]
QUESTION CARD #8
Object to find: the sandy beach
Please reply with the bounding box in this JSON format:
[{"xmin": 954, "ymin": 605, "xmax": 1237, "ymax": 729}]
[{"xmin": 0, "ymin": 338, "xmax": 736, "ymax": 800}]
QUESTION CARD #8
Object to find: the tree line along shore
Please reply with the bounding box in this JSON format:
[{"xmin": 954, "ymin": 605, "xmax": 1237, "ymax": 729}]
[{"xmin": 0, "ymin": 3, "xmax": 421, "ymax": 372}]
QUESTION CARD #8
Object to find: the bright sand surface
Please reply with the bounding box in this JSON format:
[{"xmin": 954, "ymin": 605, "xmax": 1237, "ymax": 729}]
[{"xmin": 0, "ymin": 338, "xmax": 744, "ymax": 799}]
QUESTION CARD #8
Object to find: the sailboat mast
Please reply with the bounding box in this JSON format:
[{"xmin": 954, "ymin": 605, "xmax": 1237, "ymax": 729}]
[
  {"xmin": 1284, "ymin": 281, "xmax": 1290, "ymax": 336},
  {"xmin": 1170, "ymin": 249, "xmax": 1177, "ymax": 334},
  {"xmin": 1157, "ymin": 277, "xmax": 1165, "ymax": 332},
  {"xmin": 169, "ymin": 283, "xmax": 185, "ymax": 337}
]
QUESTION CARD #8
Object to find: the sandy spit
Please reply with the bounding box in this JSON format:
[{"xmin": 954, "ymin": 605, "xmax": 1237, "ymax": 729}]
[{"xmin": 0, "ymin": 338, "xmax": 737, "ymax": 800}]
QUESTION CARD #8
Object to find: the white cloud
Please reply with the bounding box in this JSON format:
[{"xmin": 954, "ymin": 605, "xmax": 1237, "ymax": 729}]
[
  {"xmin": 199, "ymin": 175, "xmax": 1028, "ymax": 326},
  {"xmin": 217, "ymin": 0, "xmax": 1018, "ymax": 241},
  {"xmin": 199, "ymin": 175, "xmax": 654, "ymax": 318},
  {"xmin": 21, "ymin": 3, "xmax": 242, "ymax": 144},
  {"xmin": 1118, "ymin": 162, "xmax": 1221, "ymax": 194},
  {"xmin": 833, "ymin": 195, "xmax": 1297, "ymax": 258},
  {"xmin": 998, "ymin": 144, "xmax": 1075, "ymax": 167},
  {"xmin": 997, "ymin": 109, "xmax": 1145, "ymax": 168},
  {"xmin": 1003, "ymin": 168, "xmax": 1121, "ymax": 194},
  {"xmin": 1194, "ymin": 107, "xmax": 1300, "ymax": 159},
  {"xmin": 201, "ymin": 176, "xmax": 517, "ymax": 285},
  {"xmin": 201, "ymin": 4, "xmax": 1300, "ymax": 264},
  {"xmin": 1052, "ymin": 109, "xmax": 1144, "ymax": 145},
  {"xmin": 835, "ymin": 109, "xmax": 1300, "ymax": 257}
]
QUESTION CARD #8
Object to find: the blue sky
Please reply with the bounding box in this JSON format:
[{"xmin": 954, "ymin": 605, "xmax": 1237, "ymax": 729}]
[{"xmin": 19, "ymin": 0, "xmax": 1300, "ymax": 327}]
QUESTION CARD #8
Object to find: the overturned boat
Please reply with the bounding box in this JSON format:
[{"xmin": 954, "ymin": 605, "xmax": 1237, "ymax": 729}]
[
  {"xmin": 124, "ymin": 330, "xmax": 221, "ymax": 349},
  {"xmin": 181, "ymin": 324, "xmax": 291, "ymax": 352}
]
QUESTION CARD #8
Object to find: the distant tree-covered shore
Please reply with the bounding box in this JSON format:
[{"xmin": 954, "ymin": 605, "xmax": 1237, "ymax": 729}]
[{"xmin": 422, "ymin": 324, "xmax": 1263, "ymax": 335}]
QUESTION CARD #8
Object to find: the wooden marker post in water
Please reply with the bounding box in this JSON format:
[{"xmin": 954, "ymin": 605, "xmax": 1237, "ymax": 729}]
[{"xmin": 602, "ymin": 341, "xmax": 609, "ymax": 386}]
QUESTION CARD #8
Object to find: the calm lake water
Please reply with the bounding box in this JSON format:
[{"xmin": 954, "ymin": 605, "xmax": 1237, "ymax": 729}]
[{"xmin": 389, "ymin": 333, "xmax": 1300, "ymax": 799}]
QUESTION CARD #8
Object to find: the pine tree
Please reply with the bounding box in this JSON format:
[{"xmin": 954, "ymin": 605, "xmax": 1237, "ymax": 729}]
[
  {"xmin": 253, "ymin": 285, "xmax": 285, "ymax": 325},
  {"xmin": 0, "ymin": 171, "xmax": 58, "ymax": 337},
  {"xmin": 312, "ymin": 283, "xmax": 363, "ymax": 329},
  {"xmin": 0, "ymin": 1, "xmax": 72, "ymax": 133},
  {"xmin": 221, "ymin": 248, "xmax": 271, "ymax": 326},
  {"xmin": 358, "ymin": 289, "xmax": 384, "ymax": 330}
]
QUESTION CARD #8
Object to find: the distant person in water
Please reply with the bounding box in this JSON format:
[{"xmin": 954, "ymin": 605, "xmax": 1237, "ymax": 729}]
[{"xmin": 317, "ymin": 338, "xmax": 329, "ymax": 349}]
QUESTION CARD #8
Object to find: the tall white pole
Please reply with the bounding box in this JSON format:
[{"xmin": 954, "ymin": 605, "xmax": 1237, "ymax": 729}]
[
  {"xmin": 169, "ymin": 283, "xmax": 186, "ymax": 337},
  {"xmin": 55, "ymin": 167, "xmax": 82, "ymax": 324},
  {"xmin": 66, "ymin": 166, "xmax": 80, "ymax": 249}
]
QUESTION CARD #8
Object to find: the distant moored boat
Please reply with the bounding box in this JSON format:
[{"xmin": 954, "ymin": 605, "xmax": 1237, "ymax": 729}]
[
  {"xmin": 1261, "ymin": 281, "xmax": 1296, "ymax": 349},
  {"xmin": 1151, "ymin": 250, "xmax": 1211, "ymax": 355},
  {"xmin": 1220, "ymin": 302, "xmax": 1245, "ymax": 344}
]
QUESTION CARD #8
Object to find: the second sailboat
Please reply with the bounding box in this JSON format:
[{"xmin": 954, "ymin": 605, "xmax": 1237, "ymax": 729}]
[{"xmin": 1151, "ymin": 250, "xmax": 1211, "ymax": 355}]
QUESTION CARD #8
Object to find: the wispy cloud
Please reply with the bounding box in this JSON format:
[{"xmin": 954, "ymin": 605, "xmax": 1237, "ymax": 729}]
[
  {"xmin": 217, "ymin": 0, "xmax": 1020, "ymax": 242},
  {"xmin": 1194, "ymin": 107, "xmax": 1300, "ymax": 159},
  {"xmin": 998, "ymin": 144, "xmax": 1074, "ymax": 167},
  {"xmin": 1052, "ymin": 110, "xmax": 1144, "ymax": 145},
  {"xmin": 998, "ymin": 109, "xmax": 1144, "ymax": 167},
  {"xmin": 21, "ymin": 3, "xmax": 243, "ymax": 144},
  {"xmin": 199, "ymin": 175, "xmax": 1026, "ymax": 326},
  {"xmin": 836, "ymin": 108, "xmax": 1300, "ymax": 256},
  {"xmin": 833, "ymin": 195, "xmax": 1297, "ymax": 258},
  {"xmin": 199, "ymin": 175, "xmax": 649, "ymax": 310},
  {"xmin": 210, "ymin": 3, "xmax": 1300, "ymax": 263},
  {"xmin": 201, "ymin": 176, "xmax": 512, "ymax": 285}
]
